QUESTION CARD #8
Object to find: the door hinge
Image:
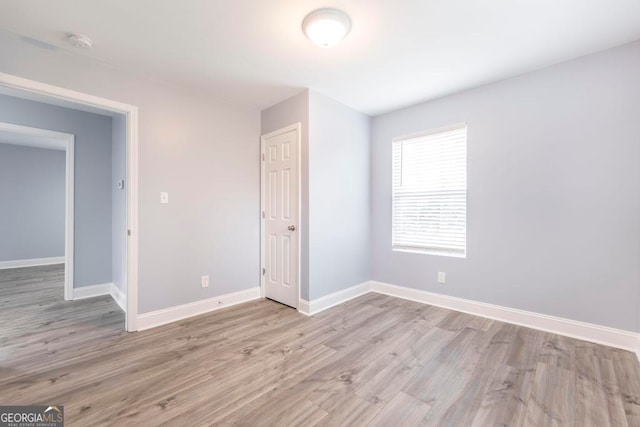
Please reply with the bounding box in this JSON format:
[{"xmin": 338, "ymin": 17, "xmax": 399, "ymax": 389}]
[
  {"xmin": 262, "ymin": 268, "xmax": 266, "ymax": 276},
  {"xmin": 127, "ymin": 229, "xmax": 131, "ymax": 237},
  {"xmin": 262, "ymin": 211, "xmax": 265, "ymax": 219},
  {"xmin": 262, "ymin": 152, "xmax": 265, "ymax": 161}
]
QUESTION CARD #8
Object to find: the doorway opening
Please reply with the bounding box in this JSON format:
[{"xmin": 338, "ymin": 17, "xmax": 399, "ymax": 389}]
[
  {"xmin": 0, "ymin": 72, "xmax": 139, "ymax": 331},
  {"xmin": 0, "ymin": 123, "xmax": 74, "ymax": 298}
]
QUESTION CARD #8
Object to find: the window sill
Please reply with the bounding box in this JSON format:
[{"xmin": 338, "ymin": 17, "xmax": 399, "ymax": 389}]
[{"xmin": 392, "ymin": 247, "xmax": 466, "ymax": 259}]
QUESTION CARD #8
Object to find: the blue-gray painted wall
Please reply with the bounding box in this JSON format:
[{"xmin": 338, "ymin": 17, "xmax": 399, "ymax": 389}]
[
  {"xmin": 371, "ymin": 41, "xmax": 640, "ymax": 332},
  {"xmin": 0, "ymin": 94, "xmax": 114, "ymax": 287},
  {"xmin": 308, "ymin": 91, "xmax": 371, "ymax": 300},
  {"xmin": 261, "ymin": 90, "xmax": 371, "ymax": 301},
  {"xmin": 0, "ymin": 143, "xmax": 65, "ymax": 261},
  {"xmin": 112, "ymin": 114, "xmax": 127, "ymax": 293}
]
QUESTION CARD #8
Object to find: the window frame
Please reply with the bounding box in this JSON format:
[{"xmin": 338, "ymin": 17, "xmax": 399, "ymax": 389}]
[{"xmin": 391, "ymin": 123, "xmax": 468, "ymax": 258}]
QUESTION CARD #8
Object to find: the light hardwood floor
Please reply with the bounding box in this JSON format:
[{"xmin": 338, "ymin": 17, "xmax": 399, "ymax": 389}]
[{"xmin": 1, "ymin": 265, "xmax": 640, "ymax": 426}]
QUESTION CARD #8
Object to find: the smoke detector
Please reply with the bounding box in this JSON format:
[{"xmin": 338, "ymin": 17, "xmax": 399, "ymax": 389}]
[{"xmin": 68, "ymin": 33, "xmax": 93, "ymax": 49}]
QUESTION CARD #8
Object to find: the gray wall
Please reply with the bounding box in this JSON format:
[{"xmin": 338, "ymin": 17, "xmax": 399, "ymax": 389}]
[
  {"xmin": 0, "ymin": 143, "xmax": 65, "ymax": 261},
  {"xmin": 112, "ymin": 114, "xmax": 127, "ymax": 293},
  {"xmin": 0, "ymin": 94, "xmax": 114, "ymax": 288},
  {"xmin": 0, "ymin": 31, "xmax": 261, "ymax": 313},
  {"xmin": 261, "ymin": 90, "xmax": 311, "ymax": 299},
  {"xmin": 308, "ymin": 91, "xmax": 371, "ymax": 299},
  {"xmin": 260, "ymin": 90, "xmax": 371, "ymax": 300},
  {"xmin": 371, "ymin": 41, "xmax": 640, "ymax": 332}
]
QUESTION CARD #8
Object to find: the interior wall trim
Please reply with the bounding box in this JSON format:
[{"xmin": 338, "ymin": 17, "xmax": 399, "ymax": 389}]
[
  {"xmin": 299, "ymin": 279, "xmax": 640, "ymax": 358},
  {"xmin": 0, "ymin": 257, "xmax": 65, "ymax": 270},
  {"xmin": 137, "ymin": 287, "xmax": 261, "ymax": 331}
]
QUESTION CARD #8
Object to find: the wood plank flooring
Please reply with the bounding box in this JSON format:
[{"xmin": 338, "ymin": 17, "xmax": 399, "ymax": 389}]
[{"xmin": 2, "ymin": 265, "xmax": 640, "ymax": 426}]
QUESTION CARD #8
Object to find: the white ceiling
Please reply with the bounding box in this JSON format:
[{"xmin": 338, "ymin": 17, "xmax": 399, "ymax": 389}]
[{"xmin": 0, "ymin": 0, "xmax": 639, "ymax": 116}]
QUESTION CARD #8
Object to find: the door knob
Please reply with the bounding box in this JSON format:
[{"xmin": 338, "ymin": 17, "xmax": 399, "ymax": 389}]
[{"xmin": 288, "ymin": 225, "xmax": 296, "ymax": 231}]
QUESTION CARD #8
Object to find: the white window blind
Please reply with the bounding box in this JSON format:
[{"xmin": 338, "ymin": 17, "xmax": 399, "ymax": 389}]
[{"xmin": 392, "ymin": 124, "xmax": 467, "ymax": 257}]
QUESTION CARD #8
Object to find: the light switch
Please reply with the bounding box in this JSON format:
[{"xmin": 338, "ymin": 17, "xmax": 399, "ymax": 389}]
[{"xmin": 160, "ymin": 192, "xmax": 169, "ymax": 204}]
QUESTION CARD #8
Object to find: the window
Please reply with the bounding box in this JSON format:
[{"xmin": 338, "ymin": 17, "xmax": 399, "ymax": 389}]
[{"xmin": 392, "ymin": 124, "xmax": 467, "ymax": 257}]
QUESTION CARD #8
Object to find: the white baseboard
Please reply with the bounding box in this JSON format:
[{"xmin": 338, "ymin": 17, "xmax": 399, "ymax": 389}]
[
  {"xmin": 0, "ymin": 256, "xmax": 65, "ymax": 270},
  {"xmin": 298, "ymin": 281, "xmax": 371, "ymax": 316},
  {"xmin": 296, "ymin": 280, "xmax": 639, "ymax": 354},
  {"xmin": 137, "ymin": 287, "xmax": 261, "ymax": 331},
  {"xmin": 73, "ymin": 282, "xmax": 112, "ymax": 300},
  {"xmin": 370, "ymin": 281, "xmax": 640, "ymax": 354},
  {"xmin": 110, "ymin": 283, "xmax": 127, "ymax": 313},
  {"xmin": 73, "ymin": 282, "xmax": 127, "ymax": 313}
]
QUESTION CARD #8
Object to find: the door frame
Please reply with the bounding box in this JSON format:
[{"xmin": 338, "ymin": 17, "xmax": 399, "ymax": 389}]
[
  {"xmin": 0, "ymin": 72, "xmax": 140, "ymax": 332},
  {"xmin": 260, "ymin": 122, "xmax": 302, "ymax": 308},
  {"xmin": 0, "ymin": 122, "xmax": 75, "ymax": 300}
]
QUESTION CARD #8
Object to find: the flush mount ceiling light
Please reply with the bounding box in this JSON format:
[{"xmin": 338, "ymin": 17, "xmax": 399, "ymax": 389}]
[
  {"xmin": 302, "ymin": 8, "xmax": 351, "ymax": 48},
  {"xmin": 68, "ymin": 33, "xmax": 93, "ymax": 49}
]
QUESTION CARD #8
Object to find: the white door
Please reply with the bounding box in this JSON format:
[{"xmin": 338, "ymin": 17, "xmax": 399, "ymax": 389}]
[{"xmin": 262, "ymin": 125, "xmax": 299, "ymax": 308}]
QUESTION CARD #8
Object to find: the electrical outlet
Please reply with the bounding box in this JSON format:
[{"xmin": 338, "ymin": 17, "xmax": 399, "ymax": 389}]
[
  {"xmin": 160, "ymin": 192, "xmax": 169, "ymax": 204},
  {"xmin": 201, "ymin": 275, "xmax": 209, "ymax": 288},
  {"xmin": 437, "ymin": 272, "xmax": 446, "ymax": 284}
]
